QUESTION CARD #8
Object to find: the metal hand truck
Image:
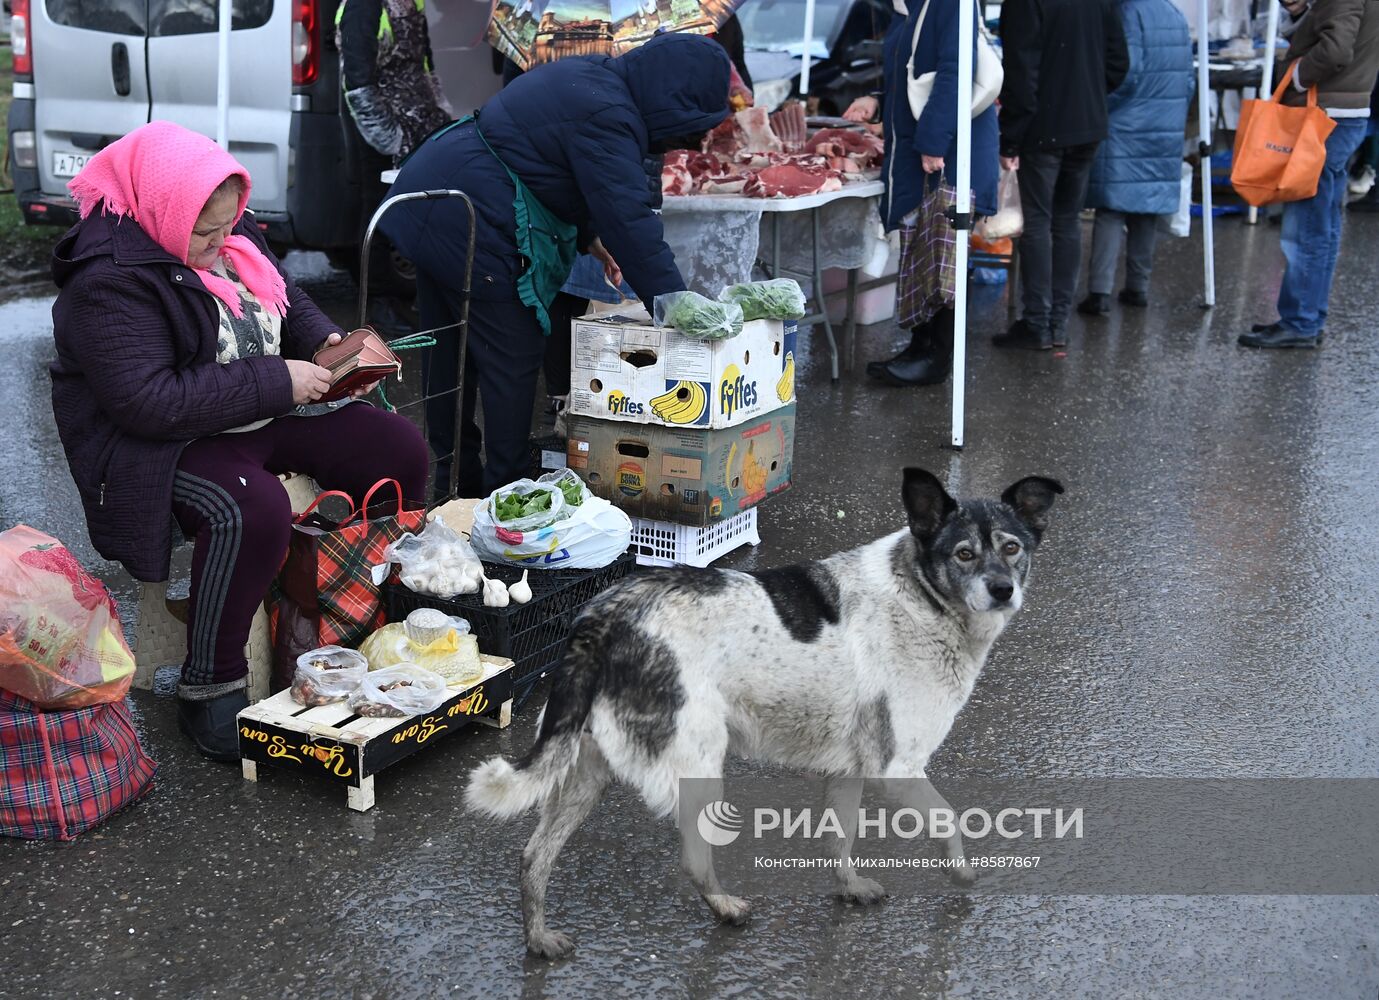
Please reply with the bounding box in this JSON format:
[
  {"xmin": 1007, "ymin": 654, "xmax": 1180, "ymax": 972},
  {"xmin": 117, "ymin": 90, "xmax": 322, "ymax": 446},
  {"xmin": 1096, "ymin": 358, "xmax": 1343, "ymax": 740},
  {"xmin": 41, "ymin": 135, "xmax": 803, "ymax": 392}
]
[{"xmin": 357, "ymin": 188, "xmax": 477, "ymax": 503}]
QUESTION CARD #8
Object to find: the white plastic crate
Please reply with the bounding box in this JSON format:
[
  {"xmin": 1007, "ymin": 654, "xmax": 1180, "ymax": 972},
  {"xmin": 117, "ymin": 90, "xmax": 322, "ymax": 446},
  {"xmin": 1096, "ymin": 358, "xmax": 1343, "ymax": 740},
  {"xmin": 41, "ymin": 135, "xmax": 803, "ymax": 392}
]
[{"xmin": 629, "ymin": 508, "xmax": 761, "ymax": 568}]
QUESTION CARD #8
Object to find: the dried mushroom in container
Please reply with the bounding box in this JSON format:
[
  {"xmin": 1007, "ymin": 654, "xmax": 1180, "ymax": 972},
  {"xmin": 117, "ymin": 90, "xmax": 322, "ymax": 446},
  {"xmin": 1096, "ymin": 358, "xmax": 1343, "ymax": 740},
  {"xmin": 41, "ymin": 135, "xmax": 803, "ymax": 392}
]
[
  {"xmin": 348, "ymin": 663, "xmax": 448, "ymax": 719},
  {"xmin": 290, "ymin": 646, "xmax": 368, "ymax": 707}
]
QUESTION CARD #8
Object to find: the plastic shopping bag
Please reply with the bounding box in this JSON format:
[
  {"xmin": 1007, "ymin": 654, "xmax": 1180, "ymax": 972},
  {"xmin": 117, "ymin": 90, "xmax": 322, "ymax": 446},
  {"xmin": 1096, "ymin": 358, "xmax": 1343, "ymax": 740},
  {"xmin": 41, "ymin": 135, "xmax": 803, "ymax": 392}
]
[
  {"xmin": 974, "ymin": 168, "xmax": 1023, "ymax": 241},
  {"xmin": 290, "ymin": 646, "xmax": 368, "ymax": 707},
  {"xmin": 383, "ymin": 515, "xmax": 484, "ymax": 598},
  {"xmin": 471, "ymin": 471, "xmax": 631, "ymax": 570},
  {"xmin": 357, "ymin": 621, "xmax": 482, "ymax": 685},
  {"xmin": 348, "ymin": 663, "xmax": 449, "ymax": 718},
  {"xmin": 1159, "ymin": 161, "xmax": 1192, "ymax": 238},
  {"xmin": 653, "ymin": 291, "xmax": 745, "ymax": 340},
  {"xmin": 0, "ymin": 526, "xmax": 135, "ymax": 709}
]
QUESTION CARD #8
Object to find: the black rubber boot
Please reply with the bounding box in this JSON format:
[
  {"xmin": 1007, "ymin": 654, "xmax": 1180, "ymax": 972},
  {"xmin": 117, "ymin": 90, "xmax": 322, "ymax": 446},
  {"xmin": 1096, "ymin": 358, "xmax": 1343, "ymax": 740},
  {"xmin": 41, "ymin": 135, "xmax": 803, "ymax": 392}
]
[
  {"xmin": 865, "ymin": 320, "xmax": 933, "ymax": 379},
  {"xmin": 177, "ymin": 686, "xmax": 249, "ymax": 763},
  {"xmin": 872, "ymin": 310, "xmax": 954, "ymax": 386},
  {"xmin": 1118, "ymin": 289, "xmax": 1149, "ymax": 308},
  {"xmin": 1078, "ymin": 293, "xmax": 1111, "ymax": 316},
  {"xmin": 992, "ymin": 319, "xmax": 1053, "ymax": 351}
]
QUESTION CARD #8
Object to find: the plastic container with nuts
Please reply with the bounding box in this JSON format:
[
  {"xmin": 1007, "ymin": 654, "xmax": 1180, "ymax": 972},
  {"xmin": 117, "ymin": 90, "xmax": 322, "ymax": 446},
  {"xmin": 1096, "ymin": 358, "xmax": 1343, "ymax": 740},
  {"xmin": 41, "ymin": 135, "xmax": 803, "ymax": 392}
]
[{"xmin": 291, "ymin": 646, "xmax": 369, "ymax": 707}]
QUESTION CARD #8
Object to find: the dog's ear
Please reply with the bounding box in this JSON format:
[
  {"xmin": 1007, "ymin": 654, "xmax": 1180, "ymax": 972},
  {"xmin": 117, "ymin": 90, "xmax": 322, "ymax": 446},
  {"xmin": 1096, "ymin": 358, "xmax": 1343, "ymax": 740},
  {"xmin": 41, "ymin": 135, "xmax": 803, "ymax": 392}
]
[
  {"xmin": 1001, "ymin": 476, "xmax": 1065, "ymax": 541},
  {"xmin": 902, "ymin": 468, "xmax": 956, "ymax": 541}
]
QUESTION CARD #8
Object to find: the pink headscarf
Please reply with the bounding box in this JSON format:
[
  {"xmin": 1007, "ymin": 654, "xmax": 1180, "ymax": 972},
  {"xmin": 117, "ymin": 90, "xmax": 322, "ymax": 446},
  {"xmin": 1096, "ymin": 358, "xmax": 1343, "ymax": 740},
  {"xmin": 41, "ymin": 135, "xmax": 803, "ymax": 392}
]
[{"xmin": 68, "ymin": 121, "xmax": 289, "ymax": 319}]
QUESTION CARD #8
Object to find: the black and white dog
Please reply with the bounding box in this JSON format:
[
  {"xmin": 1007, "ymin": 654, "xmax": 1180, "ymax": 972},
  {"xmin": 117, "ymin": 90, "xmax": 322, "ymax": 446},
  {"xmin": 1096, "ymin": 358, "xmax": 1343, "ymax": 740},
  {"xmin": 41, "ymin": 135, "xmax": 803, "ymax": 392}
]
[{"xmin": 466, "ymin": 468, "xmax": 1063, "ymax": 958}]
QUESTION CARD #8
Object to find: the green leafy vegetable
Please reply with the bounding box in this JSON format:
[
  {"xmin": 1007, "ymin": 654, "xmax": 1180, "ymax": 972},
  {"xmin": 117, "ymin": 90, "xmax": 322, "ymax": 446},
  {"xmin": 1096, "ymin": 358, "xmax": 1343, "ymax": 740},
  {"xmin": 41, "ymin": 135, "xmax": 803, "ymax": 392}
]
[
  {"xmin": 654, "ymin": 291, "xmax": 744, "ymax": 340},
  {"xmin": 494, "ymin": 489, "xmax": 553, "ymax": 523},
  {"xmin": 718, "ymin": 279, "xmax": 807, "ymax": 322}
]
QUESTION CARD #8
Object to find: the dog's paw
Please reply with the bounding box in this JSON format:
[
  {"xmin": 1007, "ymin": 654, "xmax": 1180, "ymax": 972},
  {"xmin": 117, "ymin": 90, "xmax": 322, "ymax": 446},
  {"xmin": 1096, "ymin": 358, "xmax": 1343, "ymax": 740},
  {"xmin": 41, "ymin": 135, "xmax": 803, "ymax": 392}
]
[
  {"xmin": 708, "ymin": 893, "xmax": 753, "ymax": 926},
  {"xmin": 527, "ymin": 929, "xmax": 576, "ymax": 960},
  {"xmin": 837, "ymin": 876, "xmax": 888, "ymax": 905},
  {"xmin": 949, "ymin": 863, "xmax": 978, "ymax": 888}
]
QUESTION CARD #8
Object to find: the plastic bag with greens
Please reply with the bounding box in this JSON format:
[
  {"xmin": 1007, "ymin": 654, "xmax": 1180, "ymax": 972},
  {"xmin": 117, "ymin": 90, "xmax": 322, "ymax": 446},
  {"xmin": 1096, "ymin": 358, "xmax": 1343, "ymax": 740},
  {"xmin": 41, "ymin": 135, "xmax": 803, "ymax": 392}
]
[
  {"xmin": 489, "ymin": 479, "xmax": 566, "ymax": 531},
  {"xmin": 538, "ymin": 468, "xmax": 587, "ymax": 509},
  {"xmin": 718, "ymin": 279, "xmax": 807, "ymax": 322},
  {"xmin": 652, "ymin": 291, "xmax": 744, "ymax": 341}
]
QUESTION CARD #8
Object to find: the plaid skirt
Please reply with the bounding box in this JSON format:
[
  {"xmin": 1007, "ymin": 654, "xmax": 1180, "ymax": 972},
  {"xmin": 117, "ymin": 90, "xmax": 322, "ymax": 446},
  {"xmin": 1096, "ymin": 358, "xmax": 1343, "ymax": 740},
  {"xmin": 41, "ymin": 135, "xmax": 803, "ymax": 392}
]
[{"xmin": 897, "ymin": 180, "xmax": 960, "ymax": 329}]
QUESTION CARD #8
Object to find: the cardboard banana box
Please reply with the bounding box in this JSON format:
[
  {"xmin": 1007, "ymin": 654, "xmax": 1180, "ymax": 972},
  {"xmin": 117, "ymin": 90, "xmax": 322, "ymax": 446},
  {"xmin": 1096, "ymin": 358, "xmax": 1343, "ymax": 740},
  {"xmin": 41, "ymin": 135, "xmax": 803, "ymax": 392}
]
[
  {"xmin": 568, "ymin": 304, "xmax": 797, "ymax": 430},
  {"xmin": 565, "ymin": 405, "xmax": 795, "ymax": 527}
]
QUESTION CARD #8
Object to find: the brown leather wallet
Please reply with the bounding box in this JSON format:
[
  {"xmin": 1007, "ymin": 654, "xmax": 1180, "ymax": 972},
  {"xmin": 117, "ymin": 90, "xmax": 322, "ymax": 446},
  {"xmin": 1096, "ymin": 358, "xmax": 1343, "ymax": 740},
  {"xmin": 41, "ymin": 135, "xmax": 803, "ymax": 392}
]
[{"xmin": 313, "ymin": 327, "xmax": 401, "ymax": 403}]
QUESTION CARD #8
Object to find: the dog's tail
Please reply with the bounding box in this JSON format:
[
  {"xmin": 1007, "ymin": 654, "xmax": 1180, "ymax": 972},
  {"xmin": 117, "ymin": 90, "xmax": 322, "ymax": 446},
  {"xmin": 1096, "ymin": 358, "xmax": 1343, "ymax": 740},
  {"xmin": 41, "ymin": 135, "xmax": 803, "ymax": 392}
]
[{"xmin": 464, "ymin": 629, "xmax": 601, "ymax": 819}]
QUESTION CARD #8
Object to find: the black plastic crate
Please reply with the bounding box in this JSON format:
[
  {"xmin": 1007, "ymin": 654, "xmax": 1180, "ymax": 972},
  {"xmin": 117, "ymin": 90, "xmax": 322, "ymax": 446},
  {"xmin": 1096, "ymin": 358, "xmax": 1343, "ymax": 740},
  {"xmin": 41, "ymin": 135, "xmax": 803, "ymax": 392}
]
[{"xmin": 382, "ymin": 552, "xmax": 636, "ymax": 708}]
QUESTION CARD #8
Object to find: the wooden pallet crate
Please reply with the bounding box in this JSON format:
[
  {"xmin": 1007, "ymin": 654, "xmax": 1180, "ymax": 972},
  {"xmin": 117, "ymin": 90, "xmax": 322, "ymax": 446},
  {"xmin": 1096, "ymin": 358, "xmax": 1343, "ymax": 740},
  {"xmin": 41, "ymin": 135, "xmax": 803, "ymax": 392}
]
[{"xmin": 236, "ymin": 655, "xmax": 515, "ymax": 812}]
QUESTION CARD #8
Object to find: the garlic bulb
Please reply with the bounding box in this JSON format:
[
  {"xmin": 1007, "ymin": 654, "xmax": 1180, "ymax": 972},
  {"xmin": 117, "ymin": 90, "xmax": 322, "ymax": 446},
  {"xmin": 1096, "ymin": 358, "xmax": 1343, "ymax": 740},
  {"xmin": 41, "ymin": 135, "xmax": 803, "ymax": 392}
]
[
  {"xmin": 508, "ymin": 570, "xmax": 532, "ymax": 605},
  {"xmin": 482, "ymin": 574, "xmax": 510, "ymax": 608}
]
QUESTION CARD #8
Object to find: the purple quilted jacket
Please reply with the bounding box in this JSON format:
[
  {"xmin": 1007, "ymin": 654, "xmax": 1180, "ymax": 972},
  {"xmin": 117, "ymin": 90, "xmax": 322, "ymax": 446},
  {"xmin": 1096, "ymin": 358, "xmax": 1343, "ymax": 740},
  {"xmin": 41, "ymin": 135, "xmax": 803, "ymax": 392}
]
[{"xmin": 49, "ymin": 211, "xmax": 340, "ymax": 582}]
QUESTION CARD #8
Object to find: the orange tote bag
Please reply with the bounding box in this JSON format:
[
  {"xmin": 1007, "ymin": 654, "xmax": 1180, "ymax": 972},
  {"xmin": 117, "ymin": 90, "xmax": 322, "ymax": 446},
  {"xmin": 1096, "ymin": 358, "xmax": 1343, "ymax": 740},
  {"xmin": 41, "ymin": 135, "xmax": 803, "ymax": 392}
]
[{"xmin": 1231, "ymin": 61, "xmax": 1336, "ymax": 207}]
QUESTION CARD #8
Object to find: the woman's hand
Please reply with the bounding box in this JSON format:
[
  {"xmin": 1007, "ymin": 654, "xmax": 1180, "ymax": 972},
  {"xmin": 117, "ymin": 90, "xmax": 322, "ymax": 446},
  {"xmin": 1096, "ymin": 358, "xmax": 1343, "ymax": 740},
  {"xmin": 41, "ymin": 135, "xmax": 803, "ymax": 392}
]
[
  {"xmin": 844, "ymin": 97, "xmax": 879, "ymax": 123},
  {"xmin": 1000, "ymin": 155, "xmax": 1020, "ymax": 172},
  {"xmin": 588, "ymin": 238, "xmax": 623, "ymax": 288},
  {"xmin": 286, "ymin": 359, "xmax": 332, "ymax": 405},
  {"xmin": 922, "ymin": 155, "xmax": 945, "ymax": 174}
]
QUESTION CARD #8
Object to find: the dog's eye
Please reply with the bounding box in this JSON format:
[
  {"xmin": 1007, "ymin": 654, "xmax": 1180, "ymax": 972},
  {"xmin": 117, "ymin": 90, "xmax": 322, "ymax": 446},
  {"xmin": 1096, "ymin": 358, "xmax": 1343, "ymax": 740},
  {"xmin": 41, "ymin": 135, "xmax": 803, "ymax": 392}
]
[
  {"xmin": 1003, "ymin": 541, "xmax": 1021, "ymax": 556},
  {"xmin": 955, "ymin": 549, "xmax": 976, "ymax": 562}
]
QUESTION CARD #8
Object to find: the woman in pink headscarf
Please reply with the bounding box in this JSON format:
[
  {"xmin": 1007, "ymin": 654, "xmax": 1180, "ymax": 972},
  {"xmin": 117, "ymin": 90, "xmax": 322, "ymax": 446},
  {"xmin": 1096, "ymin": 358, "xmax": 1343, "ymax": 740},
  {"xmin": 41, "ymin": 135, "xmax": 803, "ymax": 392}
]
[{"xmin": 49, "ymin": 121, "xmax": 428, "ymax": 761}]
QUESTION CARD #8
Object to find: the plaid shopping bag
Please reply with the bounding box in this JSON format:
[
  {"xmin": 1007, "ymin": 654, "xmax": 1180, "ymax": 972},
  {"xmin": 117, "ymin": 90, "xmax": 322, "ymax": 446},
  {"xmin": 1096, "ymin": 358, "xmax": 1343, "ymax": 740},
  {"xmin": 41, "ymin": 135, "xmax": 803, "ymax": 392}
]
[
  {"xmin": 0, "ymin": 688, "xmax": 157, "ymax": 840},
  {"xmin": 277, "ymin": 478, "xmax": 425, "ymax": 651},
  {"xmin": 897, "ymin": 178, "xmax": 960, "ymax": 330}
]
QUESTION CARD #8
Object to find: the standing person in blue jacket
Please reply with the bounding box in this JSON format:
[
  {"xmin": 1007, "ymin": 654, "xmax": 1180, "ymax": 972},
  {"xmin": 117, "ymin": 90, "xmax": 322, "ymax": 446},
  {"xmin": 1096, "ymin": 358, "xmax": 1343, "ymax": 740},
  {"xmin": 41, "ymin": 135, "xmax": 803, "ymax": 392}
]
[
  {"xmin": 1078, "ymin": 0, "xmax": 1192, "ymax": 316},
  {"xmin": 381, "ymin": 33, "xmax": 731, "ymax": 496},
  {"xmin": 844, "ymin": 0, "xmax": 1000, "ymax": 387}
]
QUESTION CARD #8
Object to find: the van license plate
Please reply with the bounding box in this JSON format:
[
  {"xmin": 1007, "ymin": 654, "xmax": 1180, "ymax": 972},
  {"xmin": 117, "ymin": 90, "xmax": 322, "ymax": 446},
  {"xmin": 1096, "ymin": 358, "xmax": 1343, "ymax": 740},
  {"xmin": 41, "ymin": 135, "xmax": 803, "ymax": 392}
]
[{"xmin": 52, "ymin": 152, "xmax": 93, "ymax": 178}]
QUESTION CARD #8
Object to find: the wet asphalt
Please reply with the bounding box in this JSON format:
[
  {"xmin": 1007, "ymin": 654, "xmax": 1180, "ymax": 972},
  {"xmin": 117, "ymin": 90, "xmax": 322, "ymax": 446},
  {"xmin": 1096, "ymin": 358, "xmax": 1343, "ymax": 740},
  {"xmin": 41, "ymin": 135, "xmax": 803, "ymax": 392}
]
[{"xmin": 2, "ymin": 217, "xmax": 1378, "ymax": 1000}]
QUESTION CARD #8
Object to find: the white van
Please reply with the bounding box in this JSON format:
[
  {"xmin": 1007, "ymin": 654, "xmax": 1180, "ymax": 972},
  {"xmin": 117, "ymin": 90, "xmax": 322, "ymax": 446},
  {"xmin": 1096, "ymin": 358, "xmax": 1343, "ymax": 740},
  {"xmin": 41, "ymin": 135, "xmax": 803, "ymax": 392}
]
[{"xmin": 6, "ymin": 0, "xmax": 500, "ymax": 269}]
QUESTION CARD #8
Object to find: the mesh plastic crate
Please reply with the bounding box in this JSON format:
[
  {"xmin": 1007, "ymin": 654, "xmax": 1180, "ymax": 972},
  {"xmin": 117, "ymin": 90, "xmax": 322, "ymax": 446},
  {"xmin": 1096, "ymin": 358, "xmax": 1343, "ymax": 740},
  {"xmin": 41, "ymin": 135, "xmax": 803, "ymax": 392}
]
[
  {"xmin": 629, "ymin": 509, "xmax": 760, "ymax": 568},
  {"xmin": 383, "ymin": 552, "xmax": 635, "ymax": 707}
]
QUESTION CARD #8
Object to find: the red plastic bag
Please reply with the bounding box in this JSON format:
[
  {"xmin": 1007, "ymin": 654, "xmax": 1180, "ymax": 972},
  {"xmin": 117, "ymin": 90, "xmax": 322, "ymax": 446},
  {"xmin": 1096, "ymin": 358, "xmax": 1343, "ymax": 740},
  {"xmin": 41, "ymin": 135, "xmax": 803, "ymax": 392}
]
[{"xmin": 0, "ymin": 526, "xmax": 135, "ymax": 708}]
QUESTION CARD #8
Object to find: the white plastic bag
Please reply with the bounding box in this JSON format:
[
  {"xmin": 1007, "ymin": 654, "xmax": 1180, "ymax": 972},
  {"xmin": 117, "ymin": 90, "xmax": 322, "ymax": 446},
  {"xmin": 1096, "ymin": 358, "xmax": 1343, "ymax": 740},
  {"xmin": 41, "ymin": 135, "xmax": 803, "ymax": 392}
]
[
  {"xmin": 471, "ymin": 472, "xmax": 631, "ymax": 570},
  {"xmin": 975, "ymin": 168, "xmax": 1023, "ymax": 241},
  {"xmin": 348, "ymin": 663, "xmax": 449, "ymax": 718},
  {"xmin": 1159, "ymin": 161, "xmax": 1192, "ymax": 238},
  {"xmin": 489, "ymin": 479, "xmax": 567, "ymax": 532},
  {"xmin": 384, "ymin": 515, "xmax": 484, "ymax": 598},
  {"xmin": 291, "ymin": 646, "xmax": 368, "ymax": 707}
]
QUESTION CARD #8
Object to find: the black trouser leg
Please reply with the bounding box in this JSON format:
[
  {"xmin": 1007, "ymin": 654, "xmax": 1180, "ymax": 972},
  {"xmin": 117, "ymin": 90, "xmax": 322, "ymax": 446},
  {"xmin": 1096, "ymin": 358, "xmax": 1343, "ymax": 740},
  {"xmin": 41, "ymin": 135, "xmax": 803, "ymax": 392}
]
[
  {"xmin": 1048, "ymin": 142, "xmax": 1099, "ymax": 335},
  {"xmin": 1016, "ymin": 151, "xmax": 1059, "ymax": 334},
  {"xmin": 543, "ymin": 293, "xmax": 586, "ymax": 398}
]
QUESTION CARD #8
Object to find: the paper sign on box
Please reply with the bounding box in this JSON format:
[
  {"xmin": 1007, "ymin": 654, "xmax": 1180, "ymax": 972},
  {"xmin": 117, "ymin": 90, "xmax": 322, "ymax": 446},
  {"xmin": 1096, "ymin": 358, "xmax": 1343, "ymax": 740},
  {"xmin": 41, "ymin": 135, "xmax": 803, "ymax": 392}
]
[{"xmin": 567, "ymin": 305, "xmax": 798, "ymax": 430}]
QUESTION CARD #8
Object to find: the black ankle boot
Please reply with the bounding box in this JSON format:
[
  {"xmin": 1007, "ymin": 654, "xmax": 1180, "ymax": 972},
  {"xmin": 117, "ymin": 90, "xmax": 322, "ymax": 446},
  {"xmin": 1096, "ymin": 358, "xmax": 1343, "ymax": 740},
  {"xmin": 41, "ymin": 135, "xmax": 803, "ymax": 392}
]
[
  {"xmin": 177, "ymin": 685, "xmax": 249, "ymax": 762},
  {"xmin": 873, "ymin": 310, "xmax": 954, "ymax": 386},
  {"xmin": 866, "ymin": 320, "xmax": 933, "ymax": 378}
]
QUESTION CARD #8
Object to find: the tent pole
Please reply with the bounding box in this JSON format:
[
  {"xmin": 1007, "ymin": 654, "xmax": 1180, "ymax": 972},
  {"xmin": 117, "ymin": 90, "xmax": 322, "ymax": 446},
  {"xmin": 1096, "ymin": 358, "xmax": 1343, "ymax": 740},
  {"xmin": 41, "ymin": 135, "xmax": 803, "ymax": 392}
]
[
  {"xmin": 800, "ymin": 0, "xmax": 817, "ymax": 95},
  {"xmin": 216, "ymin": 0, "xmax": 231, "ymax": 148},
  {"xmin": 1198, "ymin": 0, "xmax": 1216, "ymax": 305},
  {"xmin": 1247, "ymin": 0, "xmax": 1281, "ymax": 224},
  {"xmin": 951, "ymin": 0, "xmax": 975, "ymax": 448}
]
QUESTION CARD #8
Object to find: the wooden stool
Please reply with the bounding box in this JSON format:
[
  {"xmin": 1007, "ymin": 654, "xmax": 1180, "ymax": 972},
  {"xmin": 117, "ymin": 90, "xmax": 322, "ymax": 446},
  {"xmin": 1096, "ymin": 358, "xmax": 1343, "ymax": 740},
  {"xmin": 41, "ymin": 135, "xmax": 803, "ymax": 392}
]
[{"xmin": 130, "ymin": 472, "xmax": 319, "ymax": 704}]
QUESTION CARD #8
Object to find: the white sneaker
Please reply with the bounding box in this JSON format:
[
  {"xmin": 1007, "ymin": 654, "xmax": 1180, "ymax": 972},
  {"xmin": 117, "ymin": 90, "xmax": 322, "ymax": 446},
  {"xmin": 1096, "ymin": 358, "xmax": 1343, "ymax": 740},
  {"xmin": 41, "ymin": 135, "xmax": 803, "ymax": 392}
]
[{"xmin": 1348, "ymin": 165, "xmax": 1375, "ymax": 197}]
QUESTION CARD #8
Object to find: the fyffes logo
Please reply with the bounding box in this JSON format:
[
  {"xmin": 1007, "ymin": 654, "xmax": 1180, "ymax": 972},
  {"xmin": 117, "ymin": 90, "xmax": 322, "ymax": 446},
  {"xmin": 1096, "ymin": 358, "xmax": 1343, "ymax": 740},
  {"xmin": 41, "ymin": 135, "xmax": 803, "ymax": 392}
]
[
  {"xmin": 616, "ymin": 461, "xmax": 645, "ymax": 498},
  {"xmin": 607, "ymin": 390, "xmax": 644, "ymax": 417},
  {"xmin": 719, "ymin": 364, "xmax": 758, "ymax": 422},
  {"xmin": 696, "ymin": 800, "xmax": 743, "ymax": 847}
]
